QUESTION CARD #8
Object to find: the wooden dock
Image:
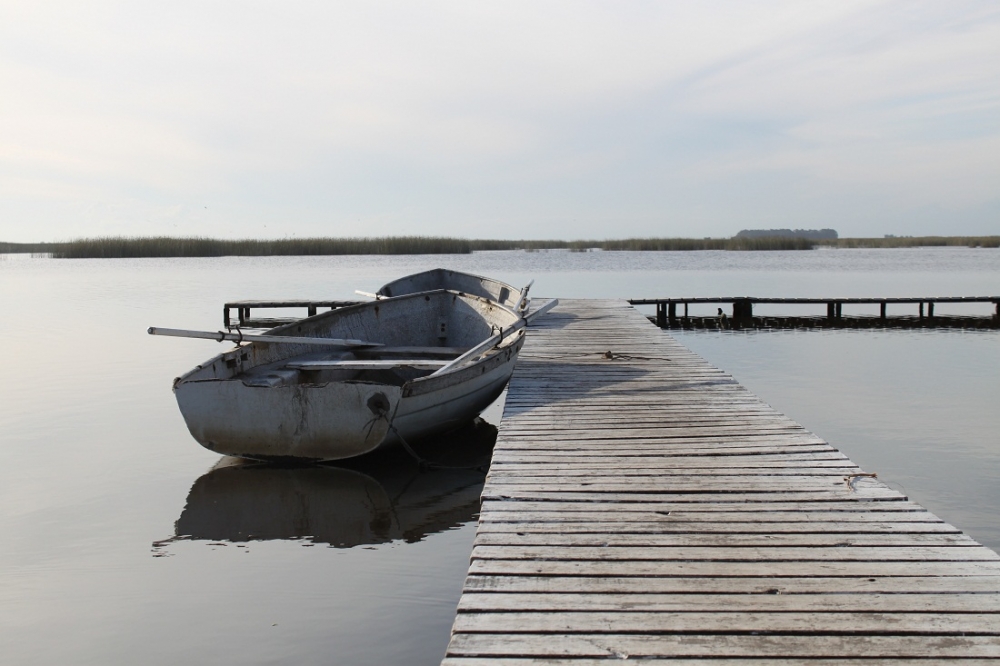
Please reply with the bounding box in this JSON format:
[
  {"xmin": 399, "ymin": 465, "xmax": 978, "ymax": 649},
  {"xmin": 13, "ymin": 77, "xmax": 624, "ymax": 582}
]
[
  {"xmin": 632, "ymin": 296, "xmax": 1000, "ymax": 330},
  {"xmin": 442, "ymin": 299, "xmax": 1000, "ymax": 664}
]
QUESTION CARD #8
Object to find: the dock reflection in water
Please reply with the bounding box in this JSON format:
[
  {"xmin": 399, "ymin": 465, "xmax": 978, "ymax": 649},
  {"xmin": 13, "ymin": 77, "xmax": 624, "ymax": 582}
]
[{"xmin": 165, "ymin": 418, "xmax": 496, "ymax": 549}]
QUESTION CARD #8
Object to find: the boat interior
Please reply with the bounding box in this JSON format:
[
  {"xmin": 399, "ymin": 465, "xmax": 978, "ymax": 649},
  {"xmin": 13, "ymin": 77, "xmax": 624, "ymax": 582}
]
[
  {"xmin": 239, "ymin": 345, "xmax": 473, "ymax": 388},
  {"xmin": 182, "ymin": 290, "xmax": 521, "ymax": 390},
  {"xmin": 377, "ymin": 268, "xmax": 521, "ymax": 311}
]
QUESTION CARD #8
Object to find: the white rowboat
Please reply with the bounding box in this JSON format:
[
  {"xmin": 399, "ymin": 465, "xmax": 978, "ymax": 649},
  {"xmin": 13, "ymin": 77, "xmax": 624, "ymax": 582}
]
[{"xmin": 166, "ymin": 290, "xmax": 555, "ymax": 461}]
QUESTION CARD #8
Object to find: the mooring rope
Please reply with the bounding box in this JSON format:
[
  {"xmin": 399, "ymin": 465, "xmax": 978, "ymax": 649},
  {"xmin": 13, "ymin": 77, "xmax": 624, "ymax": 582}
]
[
  {"xmin": 364, "ymin": 403, "xmax": 488, "ymax": 473},
  {"xmin": 387, "ymin": 421, "xmax": 490, "ymax": 473},
  {"xmin": 844, "ymin": 472, "xmax": 878, "ymax": 490},
  {"xmin": 525, "ymin": 351, "xmax": 672, "ymax": 362}
]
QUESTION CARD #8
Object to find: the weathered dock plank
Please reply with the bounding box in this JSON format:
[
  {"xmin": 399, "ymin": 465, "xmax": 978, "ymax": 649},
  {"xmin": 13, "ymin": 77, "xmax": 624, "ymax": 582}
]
[
  {"xmin": 442, "ymin": 299, "xmax": 1000, "ymax": 664},
  {"xmin": 444, "ymin": 633, "xmax": 1000, "ymax": 659},
  {"xmin": 452, "ymin": 611, "xmax": 1000, "ymax": 633}
]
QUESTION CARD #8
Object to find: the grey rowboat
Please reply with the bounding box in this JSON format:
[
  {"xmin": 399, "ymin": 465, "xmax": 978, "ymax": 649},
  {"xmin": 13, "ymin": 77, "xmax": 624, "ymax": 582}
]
[{"xmin": 169, "ymin": 290, "xmax": 554, "ymax": 461}]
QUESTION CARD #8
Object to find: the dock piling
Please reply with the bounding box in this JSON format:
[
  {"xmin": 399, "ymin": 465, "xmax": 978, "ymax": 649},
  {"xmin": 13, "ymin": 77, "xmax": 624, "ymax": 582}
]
[{"xmin": 222, "ymin": 299, "xmax": 363, "ymax": 329}]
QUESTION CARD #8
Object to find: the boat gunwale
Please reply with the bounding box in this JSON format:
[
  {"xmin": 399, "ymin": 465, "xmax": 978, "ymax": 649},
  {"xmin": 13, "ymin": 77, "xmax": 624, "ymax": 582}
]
[
  {"xmin": 376, "ymin": 268, "xmax": 526, "ymax": 312},
  {"xmin": 173, "ymin": 289, "xmax": 523, "ymax": 388}
]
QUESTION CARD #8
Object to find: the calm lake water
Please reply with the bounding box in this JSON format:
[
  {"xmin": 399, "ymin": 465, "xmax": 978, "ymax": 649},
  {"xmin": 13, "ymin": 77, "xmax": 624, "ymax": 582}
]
[{"xmin": 1, "ymin": 248, "xmax": 998, "ymax": 665}]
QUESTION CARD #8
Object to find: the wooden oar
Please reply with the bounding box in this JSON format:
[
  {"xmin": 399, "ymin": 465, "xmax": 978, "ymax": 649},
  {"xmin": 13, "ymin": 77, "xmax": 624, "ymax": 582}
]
[
  {"xmin": 147, "ymin": 327, "xmax": 382, "ymax": 348},
  {"xmin": 431, "ymin": 299, "xmax": 558, "ymax": 376}
]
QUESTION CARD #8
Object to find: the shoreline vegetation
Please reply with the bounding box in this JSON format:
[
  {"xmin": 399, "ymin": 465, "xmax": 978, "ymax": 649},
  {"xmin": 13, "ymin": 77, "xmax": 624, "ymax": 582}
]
[{"xmin": 1, "ymin": 235, "xmax": 998, "ymax": 258}]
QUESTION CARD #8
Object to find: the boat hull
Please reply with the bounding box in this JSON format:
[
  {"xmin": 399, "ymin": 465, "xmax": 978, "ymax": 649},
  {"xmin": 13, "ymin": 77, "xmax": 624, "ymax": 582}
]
[
  {"xmin": 390, "ymin": 337, "xmax": 521, "ymax": 443},
  {"xmin": 172, "ymin": 290, "xmax": 523, "ymax": 461},
  {"xmin": 176, "ymin": 380, "xmax": 401, "ymax": 460}
]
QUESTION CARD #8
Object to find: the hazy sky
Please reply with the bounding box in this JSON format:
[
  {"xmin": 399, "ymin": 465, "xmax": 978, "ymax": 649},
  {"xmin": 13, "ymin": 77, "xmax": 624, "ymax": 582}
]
[{"xmin": 1, "ymin": 1, "xmax": 998, "ymax": 241}]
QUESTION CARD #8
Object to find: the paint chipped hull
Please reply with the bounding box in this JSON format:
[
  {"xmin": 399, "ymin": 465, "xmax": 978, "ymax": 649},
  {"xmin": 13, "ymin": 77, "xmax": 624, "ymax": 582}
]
[{"xmin": 176, "ymin": 381, "xmax": 401, "ymax": 460}]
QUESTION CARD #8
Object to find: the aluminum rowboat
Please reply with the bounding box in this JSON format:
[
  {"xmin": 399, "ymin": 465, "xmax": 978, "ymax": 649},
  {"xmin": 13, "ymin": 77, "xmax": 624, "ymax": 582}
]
[{"xmin": 172, "ymin": 290, "xmax": 535, "ymax": 461}]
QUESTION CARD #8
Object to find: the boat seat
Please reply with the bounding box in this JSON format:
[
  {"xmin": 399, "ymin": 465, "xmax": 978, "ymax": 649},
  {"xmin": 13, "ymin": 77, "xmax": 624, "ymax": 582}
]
[
  {"xmin": 352, "ymin": 346, "xmax": 470, "ymax": 358},
  {"xmin": 285, "ymin": 359, "xmax": 449, "ymax": 371},
  {"xmin": 241, "ymin": 369, "xmax": 301, "ymax": 387}
]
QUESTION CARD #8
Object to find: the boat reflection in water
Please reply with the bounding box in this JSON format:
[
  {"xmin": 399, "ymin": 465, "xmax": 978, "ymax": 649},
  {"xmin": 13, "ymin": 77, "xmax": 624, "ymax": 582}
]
[{"xmin": 164, "ymin": 418, "xmax": 497, "ymax": 548}]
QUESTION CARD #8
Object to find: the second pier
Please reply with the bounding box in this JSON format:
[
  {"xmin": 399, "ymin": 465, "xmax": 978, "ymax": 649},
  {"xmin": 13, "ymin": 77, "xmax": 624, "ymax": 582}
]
[{"xmin": 633, "ymin": 295, "xmax": 1000, "ymax": 329}]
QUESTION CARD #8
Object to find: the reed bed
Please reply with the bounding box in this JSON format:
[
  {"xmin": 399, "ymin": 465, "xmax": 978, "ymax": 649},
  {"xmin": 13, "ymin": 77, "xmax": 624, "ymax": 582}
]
[
  {"xmin": 820, "ymin": 236, "xmax": 1000, "ymax": 249},
  {"xmin": 51, "ymin": 236, "xmax": 481, "ymax": 258},
  {"xmin": 44, "ymin": 235, "xmax": 816, "ymax": 257},
  {"xmin": 578, "ymin": 237, "xmax": 815, "ymax": 251},
  {"xmin": 3, "ymin": 235, "xmax": 997, "ymax": 258},
  {"xmin": 0, "ymin": 242, "xmax": 65, "ymax": 254}
]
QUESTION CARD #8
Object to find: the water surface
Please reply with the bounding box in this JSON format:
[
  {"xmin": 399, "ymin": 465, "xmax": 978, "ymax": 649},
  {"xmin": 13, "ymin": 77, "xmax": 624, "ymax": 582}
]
[{"xmin": 1, "ymin": 248, "xmax": 997, "ymax": 665}]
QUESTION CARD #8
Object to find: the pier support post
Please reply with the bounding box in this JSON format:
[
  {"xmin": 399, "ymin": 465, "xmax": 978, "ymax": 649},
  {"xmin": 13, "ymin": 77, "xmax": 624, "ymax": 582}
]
[
  {"xmin": 827, "ymin": 302, "xmax": 835, "ymax": 321},
  {"xmin": 223, "ymin": 307, "xmax": 230, "ymax": 328},
  {"xmin": 308, "ymin": 305, "xmax": 317, "ymax": 317},
  {"xmin": 880, "ymin": 302, "xmax": 887, "ymax": 320},
  {"xmin": 732, "ymin": 299, "xmax": 753, "ymax": 329},
  {"xmin": 668, "ymin": 302, "xmax": 677, "ymax": 324},
  {"xmin": 919, "ymin": 302, "xmax": 924, "ymax": 319},
  {"xmin": 656, "ymin": 303, "xmax": 666, "ymax": 328},
  {"xmin": 928, "ymin": 302, "xmax": 934, "ymax": 318},
  {"xmin": 733, "ymin": 299, "xmax": 753, "ymax": 318},
  {"xmin": 836, "ymin": 302, "xmax": 842, "ymax": 319}
]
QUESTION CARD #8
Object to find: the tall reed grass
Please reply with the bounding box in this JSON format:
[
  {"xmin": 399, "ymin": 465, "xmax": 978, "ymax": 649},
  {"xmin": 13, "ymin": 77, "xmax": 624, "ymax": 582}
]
[
  {"xmin": 51, "ymin": 236, "xmax": 479, "ymax": 258},
  {"xmin": 577, "ymin": 237, "xmax": 815, "ymax": 251},
  {"xmin": 3, "ymin": 235, "xmax": 997, "ymax": 258},
  {"xmin": 0, "ymin": 242, "xmax": 64, "ymax": 254},
  {"xmin": 44, "ymin": 235, "xmax": 816, "ymax": 257},
  {"xmin": 820, "ymin": 236, "xmax": 1000, "ymax": 249}
]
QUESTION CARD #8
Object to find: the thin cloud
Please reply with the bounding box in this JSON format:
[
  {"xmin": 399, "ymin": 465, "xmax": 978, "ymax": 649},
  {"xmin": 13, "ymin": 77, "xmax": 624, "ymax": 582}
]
[{"xmin": 0, "ymin": 0, "xmax": 997, "ymax": 240}]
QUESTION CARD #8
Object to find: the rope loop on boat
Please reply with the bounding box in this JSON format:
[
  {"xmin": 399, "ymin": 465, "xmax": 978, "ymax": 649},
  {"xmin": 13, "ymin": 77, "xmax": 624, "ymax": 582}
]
[
  {"xmin": 363, "ymin": 393, "xmax": 392, "ymax": 440},
  {"xmin": 489, "ymin": 324, "xmax": 505, "ymax": 348},
  {"xmin": 217, "ymin": 328, "xmax": 244, "ymax": 344},
  {"xmin": 363, "ymin": 393, "xmax": 489, "ymax": 474}
]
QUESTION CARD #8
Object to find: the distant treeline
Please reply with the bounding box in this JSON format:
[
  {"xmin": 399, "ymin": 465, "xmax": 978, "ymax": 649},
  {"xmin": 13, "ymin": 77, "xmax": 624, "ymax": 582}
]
[{"xmin": 2, "ymin": 235, "xmax": 997, "ymax": 258}]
